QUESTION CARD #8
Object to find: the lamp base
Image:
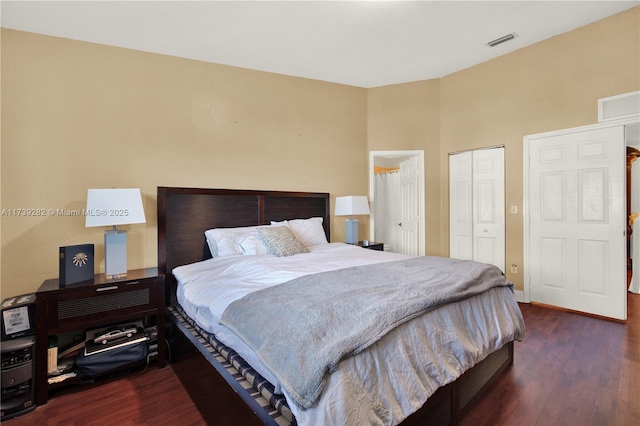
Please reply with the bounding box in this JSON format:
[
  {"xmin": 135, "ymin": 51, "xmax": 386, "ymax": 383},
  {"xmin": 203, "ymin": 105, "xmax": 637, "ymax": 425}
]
[
  {"xmin": 105, "ymin": 229, "xmax": 127, "ymax": 278},
  {"xmin": 345, "ymin": 218, "xmax": 359, "ymax": 245}
]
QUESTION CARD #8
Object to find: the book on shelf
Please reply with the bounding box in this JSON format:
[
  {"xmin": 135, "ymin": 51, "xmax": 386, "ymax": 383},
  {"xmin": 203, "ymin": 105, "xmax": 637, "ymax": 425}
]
[
  {"xmin": 50, "ymin": 338, "xmax": 85, "ymax": 376},
  {"xmin": 48, "ymin": 336, "xmax": 58, "ymax": 374},
  {"xmin": 84, "ymin": 321, "xmax": 147, "ymax": 356}
]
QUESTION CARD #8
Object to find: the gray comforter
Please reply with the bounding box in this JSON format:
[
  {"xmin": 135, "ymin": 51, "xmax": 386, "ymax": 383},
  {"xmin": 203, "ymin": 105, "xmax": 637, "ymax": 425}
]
[{"xmin": 219, "ymin": 255, "xmax": 515, "ymax": 409}]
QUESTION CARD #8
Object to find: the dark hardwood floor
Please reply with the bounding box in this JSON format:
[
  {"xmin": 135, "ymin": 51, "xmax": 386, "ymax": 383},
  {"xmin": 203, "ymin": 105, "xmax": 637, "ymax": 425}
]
[
  {"xmin": 461, "ymin": 291, "xmax": 640, "ymax": 426},
  {"xmin": 6, "ymin": 293, "xmax": 639, "ymax": 425},
  {"xmin": 6, "ymin": 363, "xmax": 206, "ymax": 425}
]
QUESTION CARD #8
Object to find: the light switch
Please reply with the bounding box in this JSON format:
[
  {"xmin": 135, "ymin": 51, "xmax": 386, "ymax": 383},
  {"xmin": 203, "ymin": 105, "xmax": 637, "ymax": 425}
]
[{"xmin": 510, "ymin": 205, "xmax": 518, "ymax": 215}]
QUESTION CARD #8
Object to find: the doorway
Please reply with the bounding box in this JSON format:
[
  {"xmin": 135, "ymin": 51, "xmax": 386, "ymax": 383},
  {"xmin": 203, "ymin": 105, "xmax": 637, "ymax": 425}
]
[{"xmin": 369, "ymin": 150, "xmax": 425, "ymax": 255}]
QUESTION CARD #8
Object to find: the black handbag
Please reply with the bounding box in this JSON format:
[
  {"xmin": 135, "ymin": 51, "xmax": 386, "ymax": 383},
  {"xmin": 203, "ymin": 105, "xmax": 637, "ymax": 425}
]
[{"xmin": 75, "ymin": 341, "xmax": 148, "ymax": 377}]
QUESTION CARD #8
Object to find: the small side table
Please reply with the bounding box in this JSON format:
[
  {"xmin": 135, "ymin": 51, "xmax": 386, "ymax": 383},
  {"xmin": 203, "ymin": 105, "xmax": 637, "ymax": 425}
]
[{"xmin": 35, "ymin": 267, "xmax": 165, "ymax": 406}]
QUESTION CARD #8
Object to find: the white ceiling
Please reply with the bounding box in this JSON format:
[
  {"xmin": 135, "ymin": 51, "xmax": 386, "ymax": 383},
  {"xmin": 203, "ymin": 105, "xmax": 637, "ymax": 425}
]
[{"xmin": 2, "ymin": 1, "xmax": 638, "ymax": 88}]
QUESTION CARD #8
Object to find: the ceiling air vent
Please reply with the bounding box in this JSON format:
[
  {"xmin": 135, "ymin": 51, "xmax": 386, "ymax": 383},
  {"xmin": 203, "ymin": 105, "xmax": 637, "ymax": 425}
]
[
  {"xmin": 598, "ymin": 91, "xmax": 640, "ymax": 122},
  {"xmin": 486, "ymin": 33, "xmax": 517, "ymax": 47}
]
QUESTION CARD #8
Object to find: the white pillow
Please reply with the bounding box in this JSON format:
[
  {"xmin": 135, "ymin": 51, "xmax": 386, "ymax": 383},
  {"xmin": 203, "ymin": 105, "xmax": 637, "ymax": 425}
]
[
  {"xmin": 271, "ymin": 217, "xmax": 328, "ymax": 247},
  {"xmin": 205, "ymin": 226, "xmax": 262, "ymax": 257},
  {"xmin": 237, "ymin": 233, "xmax": 270, "ymax": 255}
]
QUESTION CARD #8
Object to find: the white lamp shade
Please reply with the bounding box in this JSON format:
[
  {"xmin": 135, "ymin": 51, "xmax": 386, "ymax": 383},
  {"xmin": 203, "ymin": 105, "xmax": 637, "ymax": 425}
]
[
  {"xmin": 85, "ymin": 188, "xmax": 146, "ymax": 227},
  {"xmin": 335, "ymin": 196, "xmax": 370, "ymax": 216}
]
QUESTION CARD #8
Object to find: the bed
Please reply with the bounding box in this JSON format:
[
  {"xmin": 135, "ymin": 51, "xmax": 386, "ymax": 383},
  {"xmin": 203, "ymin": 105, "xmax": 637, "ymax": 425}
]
[{"xmin": 157, "ymin": 186, "xmax": 525, "ymax": 426}]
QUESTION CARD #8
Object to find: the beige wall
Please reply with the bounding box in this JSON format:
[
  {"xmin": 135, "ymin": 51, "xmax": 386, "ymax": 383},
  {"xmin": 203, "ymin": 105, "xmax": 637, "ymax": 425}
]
[
  {"xmin": 365, "ymin": 7, "xmax": 638, "ymax": 290},
  {"xmin": 439, "ymin": 6, "xmax": 639, "ymax": 289},
  {"xmin": 367, "ymin": 80, "xmax": 442, "ymax": 255},
  {"xmin": 1, "ymin": 29, "xmax": 367, "ymax": 298},
  {"xmin": 2, "ymin": 7, "xmax": 638, "ymax": 298}
]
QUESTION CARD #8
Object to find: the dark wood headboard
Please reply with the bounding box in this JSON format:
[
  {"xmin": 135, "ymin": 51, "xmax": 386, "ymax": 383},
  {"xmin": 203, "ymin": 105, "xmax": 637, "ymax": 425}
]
[{"xmin": 157, "ymin": 187, "xmax": 330, "ymax": 304}]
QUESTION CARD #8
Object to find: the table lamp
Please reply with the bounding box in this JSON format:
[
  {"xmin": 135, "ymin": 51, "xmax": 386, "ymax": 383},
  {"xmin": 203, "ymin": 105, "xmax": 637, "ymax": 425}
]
[
  {"xmin": 85, "ymin": 188, "xmax": 146, "ymax": 278},
  {"xmin": 335, "ymin": 196, "xmax": 370, "ymax": 244}
]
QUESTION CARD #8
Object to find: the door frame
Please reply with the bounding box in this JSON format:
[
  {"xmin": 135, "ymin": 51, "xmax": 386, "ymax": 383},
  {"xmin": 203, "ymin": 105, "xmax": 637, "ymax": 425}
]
[
  {"xmin": 523, "ymin": 118, "xmax": 638, "ymax": 304},
  {"xmin": 369, "ymin": 150, "xmax": 425, "ymax": 256},
  {"xmin": 627, "ymin": 124, "xmax": 640, "ymax": 294}
]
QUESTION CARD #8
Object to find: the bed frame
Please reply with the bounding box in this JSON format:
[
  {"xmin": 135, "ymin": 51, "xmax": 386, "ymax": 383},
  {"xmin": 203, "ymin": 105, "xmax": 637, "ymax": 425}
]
[{"xmin": 157, "ymin": 186, "xmax": 514, "ymax": 426}]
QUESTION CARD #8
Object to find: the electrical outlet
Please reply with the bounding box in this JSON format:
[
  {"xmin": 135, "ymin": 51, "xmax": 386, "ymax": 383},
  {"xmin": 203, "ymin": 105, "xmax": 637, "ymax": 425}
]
[{"xmin": 510, "ymin": 264, "xmax": 518, "ymax": 273}]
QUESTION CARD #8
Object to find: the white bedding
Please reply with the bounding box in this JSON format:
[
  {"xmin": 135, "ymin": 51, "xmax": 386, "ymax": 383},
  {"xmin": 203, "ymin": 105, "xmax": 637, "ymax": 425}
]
[
  {"xmin": 173, "ymin": 243, "xmax": 525, "ymax": 425},
  {"xmin": 174, "ymin": 243, "xmax": 411, "ymax": 391}
]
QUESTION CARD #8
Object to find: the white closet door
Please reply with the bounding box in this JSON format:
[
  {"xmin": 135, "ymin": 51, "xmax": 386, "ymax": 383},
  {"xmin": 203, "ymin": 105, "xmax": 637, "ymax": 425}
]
[
  {"xmin": 449, "ymin": 148, "xmax": 505, "ymax": 272},
  {"xmin": 473, "ymin": 148, "xmax": 505, "ymax": 272},
  {"xmin": 449, "ymin": 152, "xmax": 473, "ymax": 260},
  {"xmin": 528, "ymin": 126, "xmax": 626, "ymax": 320}
]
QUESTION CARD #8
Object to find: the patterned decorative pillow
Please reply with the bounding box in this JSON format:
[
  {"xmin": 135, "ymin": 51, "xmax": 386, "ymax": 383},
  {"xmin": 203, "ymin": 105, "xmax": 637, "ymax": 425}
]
[{"xmin": 257, "ymin": 226, "xmax": 309, "ymax": 257}]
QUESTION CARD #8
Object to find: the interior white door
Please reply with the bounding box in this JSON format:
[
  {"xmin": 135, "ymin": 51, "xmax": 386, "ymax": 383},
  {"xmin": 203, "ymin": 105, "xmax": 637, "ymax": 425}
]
[
  {"xmin": 399, "ymin": 156, "xmax": 419, "ymax": 255},
  {"xmin": 449, "ymin": 148, "xmax": 505, "ymax": 272},
  {"xmin": 449, "ymin": 151, "xmax": 473, "ymax": 260},
  {"xmin": 473, "ymin": 148, "xmax": 506, "ymax": 272},
  {"xmin": 528, "ymin": 126, "xmax": 626, "ymax": 320}
]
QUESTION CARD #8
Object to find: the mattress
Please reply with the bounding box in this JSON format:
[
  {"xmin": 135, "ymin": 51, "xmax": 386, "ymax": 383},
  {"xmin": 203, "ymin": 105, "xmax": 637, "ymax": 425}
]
[{"xmin": 173, "ymin": 243, "xmax": 525, "ymax": 425}]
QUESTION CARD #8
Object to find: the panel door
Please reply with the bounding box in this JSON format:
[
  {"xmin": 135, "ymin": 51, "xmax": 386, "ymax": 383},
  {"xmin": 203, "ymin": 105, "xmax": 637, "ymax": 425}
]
[
  {"xmin": 449, "ymin": 152, "xmax": 473, "ymax": 260},
  {"xmin": 400, "ymin": 156, "xmax": 419, "ymax": 255},
  {"xmin": 529, "ymin": 126, "xmax": 626, "ymax": 319},
  {"xmin": 449, "ymin": 148, "xmax": 505, "ymax": 272},
  {"xmin": 473, "ymin": 148, "xmax": 505, "ymax": 272}
]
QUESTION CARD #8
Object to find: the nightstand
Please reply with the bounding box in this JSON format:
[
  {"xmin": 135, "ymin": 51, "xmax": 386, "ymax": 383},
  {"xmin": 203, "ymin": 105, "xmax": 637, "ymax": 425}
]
[
  {"xmin": 34, "ymin": 268, "xmax": 165, "ymax": 406},
  {"xmin": 357, "ymin": 241, "xmax": 384, "ymax": 251}
]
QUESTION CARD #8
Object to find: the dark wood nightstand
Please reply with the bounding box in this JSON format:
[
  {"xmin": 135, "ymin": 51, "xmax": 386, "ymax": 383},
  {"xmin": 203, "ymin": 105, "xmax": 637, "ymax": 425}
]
[
  {"xmin": 35, "ymin": 268, "xmax": 165, "ymax": 406},
  {"xmin": 357, "ymin": 241, "xmax": 384, "ymax": 251}
]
